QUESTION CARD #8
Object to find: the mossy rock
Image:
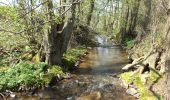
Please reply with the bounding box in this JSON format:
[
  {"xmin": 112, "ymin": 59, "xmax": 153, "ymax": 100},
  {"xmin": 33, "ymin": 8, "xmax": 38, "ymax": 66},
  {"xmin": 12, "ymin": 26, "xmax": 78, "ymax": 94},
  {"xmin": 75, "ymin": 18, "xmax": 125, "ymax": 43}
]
[{"xmin": 119, "ymin": 70, "xmax": 161, "ymax": 100}]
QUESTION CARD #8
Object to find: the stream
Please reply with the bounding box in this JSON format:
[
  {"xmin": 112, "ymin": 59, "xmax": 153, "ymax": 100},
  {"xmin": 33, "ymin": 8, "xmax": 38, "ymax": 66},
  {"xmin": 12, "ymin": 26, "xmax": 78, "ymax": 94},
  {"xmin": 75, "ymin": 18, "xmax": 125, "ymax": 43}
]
[{"xmin": 9, "ymin": 36, "xmax": 137, "ymax": 100}]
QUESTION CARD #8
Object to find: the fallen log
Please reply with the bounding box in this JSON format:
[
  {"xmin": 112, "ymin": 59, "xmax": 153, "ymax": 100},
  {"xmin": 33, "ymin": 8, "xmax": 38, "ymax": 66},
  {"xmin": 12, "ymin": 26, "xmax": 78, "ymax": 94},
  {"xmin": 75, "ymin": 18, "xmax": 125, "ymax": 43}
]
[{"xmin": 122, "ymin": 47, "xmax": 155, "ymax": 71}]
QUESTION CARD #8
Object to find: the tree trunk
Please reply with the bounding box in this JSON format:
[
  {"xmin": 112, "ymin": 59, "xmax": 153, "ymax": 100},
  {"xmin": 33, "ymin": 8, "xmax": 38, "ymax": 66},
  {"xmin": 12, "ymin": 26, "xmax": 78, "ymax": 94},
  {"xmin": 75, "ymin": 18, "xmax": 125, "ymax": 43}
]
[
  {"xmin": 128, "ymin": 0, "xmax": 141, "ymax": 36},
  {"xmin": 43, "ymin": 0, "xmax": 76, "ymax": 66},
  {"xmin": 120, "ymin": 2, "xmax": 129, "ymax": 43},
  {"xmin": 86, "ymin": 0, "xmax": 95, "ymax": 25},
  {"xmin": 143, "ymin": 0, "xmax": 152, "ymax": 32}
]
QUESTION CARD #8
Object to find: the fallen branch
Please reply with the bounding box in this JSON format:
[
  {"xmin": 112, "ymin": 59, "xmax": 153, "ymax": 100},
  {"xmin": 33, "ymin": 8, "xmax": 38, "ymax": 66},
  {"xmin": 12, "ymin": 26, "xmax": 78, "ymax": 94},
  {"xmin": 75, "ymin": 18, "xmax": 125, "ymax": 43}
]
[{"xmin": 122, "ymin": 47, "xmax": 155, "ymax": 70}]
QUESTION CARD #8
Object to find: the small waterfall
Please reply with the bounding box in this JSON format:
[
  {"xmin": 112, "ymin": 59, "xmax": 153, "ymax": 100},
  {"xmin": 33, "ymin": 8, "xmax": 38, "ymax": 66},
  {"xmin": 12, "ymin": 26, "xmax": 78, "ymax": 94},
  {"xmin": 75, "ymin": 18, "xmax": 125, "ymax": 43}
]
[
  {"xmin": 96, "ymin": 35, "xmax": 109, "ymax": 46},
  {"xmin": 96, "ymin": 36, "xmax": 104, "ymax": 45}
]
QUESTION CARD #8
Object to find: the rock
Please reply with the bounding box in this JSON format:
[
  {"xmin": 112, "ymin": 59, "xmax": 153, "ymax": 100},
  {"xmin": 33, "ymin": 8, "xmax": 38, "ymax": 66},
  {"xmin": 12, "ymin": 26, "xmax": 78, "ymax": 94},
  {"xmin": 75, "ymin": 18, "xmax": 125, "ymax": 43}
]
[
  {"xmin": 10, "ymin": 93, "xmax": 16, "ymax": 98},
  {"xmin": 75, "ymin": 80, "xmax": 79, "ymax": 83},
  {"xmin": 121, "ymin": 80, "xmax": 129, "ymax": 89},
  {"xmin": 87, "ymin": 47, "xmax": 92, "ymax": 50},
  {"xmin": 134, "ymin": 93, "xmax": 140, "ymax": 98},
  {"xmin": 75, "ymin": 61, "xmax": 80, "ymax": 67},
  {"xmin": 76, "ymin": 91, "xmax": 101, "ymax": 100},
  {"xmin": 67, "ymin": 97, "xmax": 73, "ymax": 100},
  {"xmin": 126, "ymin": 88, "xmax": 138, "ymax": 96},
  {"xmin": 102, "ymin": 84, "xmax": 115, "ymax": 92},
  {"xmin": 108, "ymin": 73, "xmax": 117, "ymax": 77}
]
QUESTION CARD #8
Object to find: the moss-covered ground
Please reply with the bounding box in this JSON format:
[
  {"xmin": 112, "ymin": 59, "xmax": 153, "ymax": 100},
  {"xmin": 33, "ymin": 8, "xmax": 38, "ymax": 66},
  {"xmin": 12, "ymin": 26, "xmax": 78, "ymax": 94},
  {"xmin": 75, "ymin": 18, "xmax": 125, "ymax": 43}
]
[{"xmin": 119, "ymin": 71, "xmax": 162, "ymax": 100}]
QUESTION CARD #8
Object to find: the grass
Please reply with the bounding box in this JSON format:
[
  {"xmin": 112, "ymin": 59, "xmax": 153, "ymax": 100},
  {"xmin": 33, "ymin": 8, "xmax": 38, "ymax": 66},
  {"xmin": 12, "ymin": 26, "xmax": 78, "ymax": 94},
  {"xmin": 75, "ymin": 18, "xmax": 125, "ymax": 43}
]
[{"xmin": 119, "ymin": 70, "xmax": 161, "ymax": 100}]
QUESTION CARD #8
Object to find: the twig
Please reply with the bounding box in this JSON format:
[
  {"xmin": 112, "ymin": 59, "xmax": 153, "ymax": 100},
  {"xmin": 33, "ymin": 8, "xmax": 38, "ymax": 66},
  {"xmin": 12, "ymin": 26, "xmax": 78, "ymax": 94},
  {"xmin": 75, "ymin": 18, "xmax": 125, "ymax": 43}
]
[
  {"xmin": 19, "ymin": 0, "xmax": 49, "ymax": 18},
  {"xmin": 0, "ymin": 0, "xmax": 84, "ymax": 34}
]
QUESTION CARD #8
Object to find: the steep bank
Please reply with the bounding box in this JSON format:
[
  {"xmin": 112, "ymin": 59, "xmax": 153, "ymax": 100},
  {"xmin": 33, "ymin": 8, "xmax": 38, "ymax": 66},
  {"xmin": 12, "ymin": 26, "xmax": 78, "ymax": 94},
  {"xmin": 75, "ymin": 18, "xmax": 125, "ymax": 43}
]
[
  {"xmin": 119, "ymin": 1, "xmax": 170, "ymax": 99},
  {"xmin": 119, "ymin": 33, "xmax": 169, "ymax": 99}
]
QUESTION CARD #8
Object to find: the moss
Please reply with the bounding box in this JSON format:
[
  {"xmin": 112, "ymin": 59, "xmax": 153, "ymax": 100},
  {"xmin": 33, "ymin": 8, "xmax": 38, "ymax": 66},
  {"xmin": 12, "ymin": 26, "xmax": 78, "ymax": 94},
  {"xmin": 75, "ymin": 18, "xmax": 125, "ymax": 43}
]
[
  {"xmin": 120, "ymin": 70, "xmax": 161, "ymax": 100},
  {"xmin": 119, "ymin": 71, "xmax": 134, "ymax": 83}
]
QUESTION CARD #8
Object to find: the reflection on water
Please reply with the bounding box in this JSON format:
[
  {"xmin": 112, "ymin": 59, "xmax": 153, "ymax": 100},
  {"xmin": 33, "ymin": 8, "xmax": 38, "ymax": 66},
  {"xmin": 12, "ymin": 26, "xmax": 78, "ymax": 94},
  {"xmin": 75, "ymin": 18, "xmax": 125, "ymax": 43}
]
[
  {"xmin": 75, "ymin": 47, "xmax": 128, "ymax": 75},
  {"xmin": 9, "ymin": 46, "xmax": 136, "ymax": 100}
]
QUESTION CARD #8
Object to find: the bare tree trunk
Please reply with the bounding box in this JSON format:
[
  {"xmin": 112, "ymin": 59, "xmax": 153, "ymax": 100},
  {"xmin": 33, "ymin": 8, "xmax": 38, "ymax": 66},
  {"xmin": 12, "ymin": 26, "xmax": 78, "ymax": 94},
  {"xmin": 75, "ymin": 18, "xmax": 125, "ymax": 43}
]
[
  {"xmin": 128, "ymin": 0, "xmax": 141, "ymax": 36},
  {"xmin": 143, "ymin": 0, "xmax": 152, "ymax": 32},
  {"xmin": 86, "ymin": 0, "xmax": 95, "ymax": 25},
  {"xmin": 120, "ymin": 2, "xmax": 129, "ymax": 43}
]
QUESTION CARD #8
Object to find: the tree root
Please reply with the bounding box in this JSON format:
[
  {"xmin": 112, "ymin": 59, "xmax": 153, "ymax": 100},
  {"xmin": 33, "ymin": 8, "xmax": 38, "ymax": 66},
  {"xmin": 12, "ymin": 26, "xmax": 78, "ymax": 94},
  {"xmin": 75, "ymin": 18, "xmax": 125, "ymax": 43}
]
[
  {"xmin": 0, "ymin": 93, "xmax": 6, "ymax": 100},
  {"xmin": 122, "ymin": 46, "xmax": 163, "ymax": 72}
]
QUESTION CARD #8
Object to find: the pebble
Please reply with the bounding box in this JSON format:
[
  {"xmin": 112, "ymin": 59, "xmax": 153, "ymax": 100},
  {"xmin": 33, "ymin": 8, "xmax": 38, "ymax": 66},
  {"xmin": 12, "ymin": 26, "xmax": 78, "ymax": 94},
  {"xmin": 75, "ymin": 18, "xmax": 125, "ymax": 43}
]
[{"xmin": 10, "ymin": 93, "xmax": 16, "ymax": 98}]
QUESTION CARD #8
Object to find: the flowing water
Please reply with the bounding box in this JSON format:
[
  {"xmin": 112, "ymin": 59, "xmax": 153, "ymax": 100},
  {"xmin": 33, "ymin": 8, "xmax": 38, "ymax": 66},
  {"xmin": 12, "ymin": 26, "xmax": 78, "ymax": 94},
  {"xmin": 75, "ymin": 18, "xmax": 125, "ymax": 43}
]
[{"xmin": 9, "ymin": 37, "xmax": 137, "ymax": 100}]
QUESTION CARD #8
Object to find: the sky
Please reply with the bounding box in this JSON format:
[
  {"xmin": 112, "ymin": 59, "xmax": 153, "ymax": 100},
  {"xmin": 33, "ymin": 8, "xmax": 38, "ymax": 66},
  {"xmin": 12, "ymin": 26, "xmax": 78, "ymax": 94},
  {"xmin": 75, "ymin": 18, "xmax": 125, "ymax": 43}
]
[
  {"xmin": 0, "ymin": 0, "xmax": 60, "ymax": 6},
  {"xmin": 0, "ymin": 0, "xmax": 15, "ymax": 5}
]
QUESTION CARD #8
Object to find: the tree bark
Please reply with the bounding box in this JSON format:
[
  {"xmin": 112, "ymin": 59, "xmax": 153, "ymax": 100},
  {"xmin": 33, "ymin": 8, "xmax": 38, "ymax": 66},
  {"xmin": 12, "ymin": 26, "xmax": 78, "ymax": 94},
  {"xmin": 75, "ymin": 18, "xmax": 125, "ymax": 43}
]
[
  {"xmin": 43, "ymin": 0, "xmax": 76, "ymax": 66},
  {"xmin": 128, "ymin": 0, "xmax": 141, "ymax": 36},
  {"xmin": 86, "ymin": 0, "xmax": 95, "ymax": 25}
]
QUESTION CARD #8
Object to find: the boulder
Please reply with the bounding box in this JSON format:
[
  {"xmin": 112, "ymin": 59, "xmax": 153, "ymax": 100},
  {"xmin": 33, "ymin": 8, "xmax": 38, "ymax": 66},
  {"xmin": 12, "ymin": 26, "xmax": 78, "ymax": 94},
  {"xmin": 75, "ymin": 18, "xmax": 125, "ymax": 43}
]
[{"xmin": 121, "ymin": 80, "xmax": 129, "ymax": 89}]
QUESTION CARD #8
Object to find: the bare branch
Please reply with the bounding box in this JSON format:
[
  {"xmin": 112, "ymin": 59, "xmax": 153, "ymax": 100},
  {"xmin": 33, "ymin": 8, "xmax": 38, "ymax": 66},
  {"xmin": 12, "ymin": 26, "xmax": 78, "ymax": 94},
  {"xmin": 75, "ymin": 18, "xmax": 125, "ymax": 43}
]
[{"xmin": 0, "ymin": 0, "xmax": 84, "ymax": 35}]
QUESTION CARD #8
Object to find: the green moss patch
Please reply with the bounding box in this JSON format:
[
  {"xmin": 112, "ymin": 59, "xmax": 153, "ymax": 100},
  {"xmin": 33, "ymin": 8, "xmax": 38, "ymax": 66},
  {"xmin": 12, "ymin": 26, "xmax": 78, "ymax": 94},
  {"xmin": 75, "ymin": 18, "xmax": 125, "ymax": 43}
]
[{"xmin": 119, "ymin": 71, "xmax": 161, "ymax": 100}]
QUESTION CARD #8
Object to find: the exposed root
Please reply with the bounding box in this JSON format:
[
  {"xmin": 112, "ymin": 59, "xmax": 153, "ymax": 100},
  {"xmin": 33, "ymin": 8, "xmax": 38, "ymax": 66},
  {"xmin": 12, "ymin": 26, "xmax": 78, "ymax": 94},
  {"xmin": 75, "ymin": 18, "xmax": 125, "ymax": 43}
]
[{"xmin": 0, "ymin": 92, "xmax": 6, "ymax": 100}]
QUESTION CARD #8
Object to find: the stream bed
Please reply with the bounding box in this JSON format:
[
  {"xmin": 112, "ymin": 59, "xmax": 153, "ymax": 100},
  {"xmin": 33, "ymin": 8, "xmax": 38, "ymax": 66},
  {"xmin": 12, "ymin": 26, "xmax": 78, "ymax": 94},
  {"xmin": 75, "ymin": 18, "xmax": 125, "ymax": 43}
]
[{"xmin": 9, "ymin": 46, "xmax": 137, "ymax": 100}]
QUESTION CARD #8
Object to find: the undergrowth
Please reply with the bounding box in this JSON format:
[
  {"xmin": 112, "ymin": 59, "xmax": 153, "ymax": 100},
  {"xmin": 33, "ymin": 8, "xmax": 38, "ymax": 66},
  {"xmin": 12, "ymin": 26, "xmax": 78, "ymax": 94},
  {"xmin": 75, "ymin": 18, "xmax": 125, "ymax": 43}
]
[
  {"xmin": 0, "ymin": 61, "xmax": 64, "ymax": 91},
  {"xmin": 0, "ymin": 46, "xmax": 86, "ymax": 91}
]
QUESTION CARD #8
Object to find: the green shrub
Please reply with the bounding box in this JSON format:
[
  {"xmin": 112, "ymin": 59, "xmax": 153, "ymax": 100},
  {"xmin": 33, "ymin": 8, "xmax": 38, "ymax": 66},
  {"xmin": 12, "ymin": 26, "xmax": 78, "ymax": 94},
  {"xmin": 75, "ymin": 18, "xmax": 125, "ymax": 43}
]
[
  {"xmin": 0, "ymin": 61, "xmax": 64, "ymax": 91},
  {"xmin": 123, "ymin": 37, "xmax": 135, "ymax": 48}
]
